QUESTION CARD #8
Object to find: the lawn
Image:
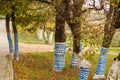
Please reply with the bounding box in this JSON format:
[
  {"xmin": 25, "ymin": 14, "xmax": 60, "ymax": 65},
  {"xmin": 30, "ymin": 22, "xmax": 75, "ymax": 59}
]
[
  {"xmin": 17, "ymin": 33, "xmax": 120, "ymax": 50},
  {"xmin": 109, "ymin": 47, "xmax": 120, "ymax": 54},
  {"xmin": 13, "ymin": 52, "xmax": 117, "ymax": 80},
  {"xmin": 18, "ymin": 33, "xmax": 46, "ymax": 44}
]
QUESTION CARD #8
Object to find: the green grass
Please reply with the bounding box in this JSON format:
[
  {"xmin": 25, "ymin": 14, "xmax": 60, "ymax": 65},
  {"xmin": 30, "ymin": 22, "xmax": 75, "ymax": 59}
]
[
  {"xmin": 17, "ymin": 33, "xmax": 72, "ymax": 47},
  {"xmin": 18, "ymin": 33, "xmax": 46, "ymax": 44},
  {"xmin": 109, "ymin": 47, "xmax": 120, "ymax": 53},
  {"xmin": 13, "ymin": 52, "xmax": 117, "ymax": 80}
]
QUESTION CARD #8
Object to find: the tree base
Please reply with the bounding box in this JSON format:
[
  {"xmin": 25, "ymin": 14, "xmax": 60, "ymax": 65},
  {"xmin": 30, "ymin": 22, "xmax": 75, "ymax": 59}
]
[
  {"xmin": 92, "ymin": 75, "xmax": 106, "ymax": 80},
  {"xmin": 14, "ymin": 57, "xmax": 19, "ymax": 61},
  {"xmin": 53, "ymin": 42, "xmax": 66, "ymax": 71},
  {"xmin": 92, "ymin": 78, "xmax": 106, "ymax": 80},
  {"xmin": 74, "ymin": 53, "xmax": 91, "ymax": 68}
]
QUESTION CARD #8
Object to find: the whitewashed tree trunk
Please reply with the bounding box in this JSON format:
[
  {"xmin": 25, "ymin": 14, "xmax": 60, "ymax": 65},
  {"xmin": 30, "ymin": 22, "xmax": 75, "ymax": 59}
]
[
  {"xmin": 49, "ymin": 31, "xmax": 53, "ymax": 43},
  {"xmin": 38, "ymin": 29, "xmax": 43, "ymax": 40},
  {"xmin": 118, "ymin": 61, "xmax": 120, "ymax": 80},
  {"xmin": 107, "ymin": 60, "xmax": 118, "ymax": 80},
  {"xmin": 44, "ymin": 31, "xmax": 47, "ymax": 40},
  {"xmin": 44, "ymin": 31, "xmax": 48, "ymax": 43}
]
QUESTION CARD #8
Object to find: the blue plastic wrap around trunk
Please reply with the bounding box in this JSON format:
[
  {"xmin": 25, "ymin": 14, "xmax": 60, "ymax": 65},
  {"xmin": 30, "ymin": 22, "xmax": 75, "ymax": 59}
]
[
  {"xmin": 80, "ymin": 67, "xmax": 90, "ymax": 80},
  {"xmin": 14, "ymin": 33, "xmax": 19, "ymax": 59},
  {"xmin": 95, "ymin": 47, "xmax": 108, "ymax": 75},
  {"xmin": 53, "ymin": 43, "xmax": 66, "ymax": 71},
  {"xmin": 71, "ymin": 43, "xmax": 82, "ymax": 67},
  {"xmin": 7, "ymin": 33, "xmax": 13, "ymax": 53}
]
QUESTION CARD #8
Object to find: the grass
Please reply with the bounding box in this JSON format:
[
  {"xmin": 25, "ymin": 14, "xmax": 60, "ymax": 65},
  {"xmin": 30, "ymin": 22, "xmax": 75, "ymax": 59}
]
[
  {"xmin": 17, "ymin": 33, "xmax": 120, "ymax": 50},
  {"xmin": 18, "ymin": 33, "xmax": 72, "ymax": 47},
  {"xmin": 13, "ymin": 52, "xmax": 117, "ymax": 80},
  {"xmin": 18, "ymin": 33, "xmax": 46, "ymax": 44},
  {"xmin": 109, "ymin": 47, "xmax": 120, "ymax": 53}
]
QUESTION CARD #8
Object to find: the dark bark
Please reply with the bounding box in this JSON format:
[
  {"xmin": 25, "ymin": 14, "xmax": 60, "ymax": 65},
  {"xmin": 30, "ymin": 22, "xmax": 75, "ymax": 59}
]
[
  {"xmin": 6, "ymin": 14, "xmax": 10, "ymax": 34},
  {"xmin": 11, "ymin": 5, "xmax": 19, "ymax": 59},
  {"xmin": 6, "ymin": 14, "xmax": 13, "ymax": 54},
  {"xmin": 102, "ymin": 2, "xmax": 118, "ymax": 48},
  {"xmin": 55, "ymin": 13, "xmax": 66, "ymax": 42},
  {"xmin": 114, "ymin": 3, "xmax": 120, "ymax": 29},
  {"xmin": 64, "ymin": 0, "xmax": 84, "ymax": 54},
  {"xmin": 102, "ymin": 25, "xmax": 116, "ymax": 48},
  {"xmin": 71, "ymin": 25, "xmax": 81, "ymax": 54},
  {"xmin": 38, "ymin": 0, "xmax": 52, "ymax": 4},
  {"xmin": 55, "ymin": 0, "xmax": 66, "ymax": 42},
  {"xmin": 11, "ymin": 6, "xmax": 17, "ymax": 34},
  {"xmin": 117, "ymin": 53, "xmax": 120, "ymax": 61}
]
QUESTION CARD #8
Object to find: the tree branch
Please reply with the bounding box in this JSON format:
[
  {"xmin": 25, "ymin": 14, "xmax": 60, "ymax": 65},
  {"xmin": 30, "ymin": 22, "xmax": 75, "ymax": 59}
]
[{"xmin": 37, "ymin": 0, "xmax": 52, "ymax": 4}]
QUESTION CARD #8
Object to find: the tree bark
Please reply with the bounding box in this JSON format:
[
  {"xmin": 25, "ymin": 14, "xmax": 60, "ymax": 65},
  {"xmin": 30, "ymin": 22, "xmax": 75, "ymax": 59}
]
[
  {"xmin": 11, "ymin": 5, "xmax": 19, "ymax": 60},
  {"xmin": 102, "ymin": 25, "xmax": 116, "ymax": 48},
  {"xmin": 113, "ymin": 3, "xmax": 120, "ymax": 29},
  {"xmin": 55, "ymin": 14, "xmax": 66, "ymax": 42},
  {"xmin": 102, "ymin": 1, "xmax": 117, "ymax": 48},
  {"xmin": 55, "ymin": 0, "xmax": 66, "ymax": 42},
  {"xmin": 12, "ymin": 6, "xmax": 18, "ymax": 34},
  {"xmin": 6, "ymin": 14, "xmax": 13, "ymax": 53},
  {"xmin": 64, "ymin": 0, "xmax": 84, "ymax": 54},
  {"xmin": 6, "ymin": 15, "xmax": 10, "ymax": 34}
]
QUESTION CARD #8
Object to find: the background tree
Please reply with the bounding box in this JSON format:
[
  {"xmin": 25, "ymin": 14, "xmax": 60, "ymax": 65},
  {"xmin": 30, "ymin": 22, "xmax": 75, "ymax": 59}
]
[{"xmin": 0, "ymin": 0, "xmax": 41, "ymax": 60}]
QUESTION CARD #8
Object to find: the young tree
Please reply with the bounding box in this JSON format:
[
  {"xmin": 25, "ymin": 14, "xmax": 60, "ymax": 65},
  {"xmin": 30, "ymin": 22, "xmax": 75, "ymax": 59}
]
[
  {"xmin": 90, "ymin": 0, "xmax": 120, "ymax": 79},
  {"xmin": 6, "ymin": 14, "xmax": 13, "ymax": 56},
  {"xmin": 0, "ymin": 0, "xmax": 38, "ymax": 60},
  {"xmin": 39, "ymin": 0, "xmax": 91, "ymax": 79}
]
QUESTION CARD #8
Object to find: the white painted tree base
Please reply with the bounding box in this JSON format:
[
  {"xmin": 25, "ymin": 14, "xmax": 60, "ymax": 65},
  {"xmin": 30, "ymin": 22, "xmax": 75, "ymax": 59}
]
[
  {"xmin": 37, "ymin": 29, "xmax": 43, "ymax": 40},
  {"xmin": 93, "ymin": 74, "xmax": 105, "ymax": 80},
  {"xmin": 74, "ymin": 53, "xmax": 91, "ymax": 68},
  {"xmin": 118, "ymin": 61, "xmax": 120, "ymax": 80},
  {"xmin": 49, "ymin": 31, "xmax": 53, "ymax": 43},
  {"xmin": 107, "ymin": 60, "xmax": 118, "ymax": 80}
]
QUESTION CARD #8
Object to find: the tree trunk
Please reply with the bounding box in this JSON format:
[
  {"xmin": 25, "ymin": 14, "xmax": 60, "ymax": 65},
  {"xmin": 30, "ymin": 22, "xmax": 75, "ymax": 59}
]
[
  {"xmin": 102, "ymin": 25, "xmax": 116, "ymax": 48},
  {"xmin": 65, "ymin": 1, "xmax": 91, "ymax": 80},
  {"xmin": 11, "ymin": 5, "xmax": 19, "ymax": 60},
  {"xmin": 65, "ymin": 0, "xmax": 84, "ymax": 54},
  {"xmin": 6, "ymin": 14, "xmax": 13, "ymax": 54},
  {"xmin": 37, "ymin": 29, "xmax": 43, "ymax": 40},
  {"xmin": 53, "ymin": 0, "xmax": 66, "ymax": 71},
  {"xmin": 114, "ymin": 3, "xmax": 120, "ymax": 29},
  {"xmin": 93, "ymin": 3, "xmax": 116, "ymax": 79},
  {"xmin": 55, "ymin": 15, "xmax": 66, "ymax": 42},
  {"xmin": 118, "ymin": 62, "xmax": 120, "ymax": 80},
  {"xmin": 107, "ymin": 53, "xmax": 120, "ymax": 80},
  {"xmin": 43, "ymin": 24, "xmax": 49, "ymax": 43},
  {"xmin": 49, "ymin": 31, "xmax": 53, "ymax": 43},
  {"xmin": 93, "ymin": 19, "xmax": 111, "ymax": 80}
]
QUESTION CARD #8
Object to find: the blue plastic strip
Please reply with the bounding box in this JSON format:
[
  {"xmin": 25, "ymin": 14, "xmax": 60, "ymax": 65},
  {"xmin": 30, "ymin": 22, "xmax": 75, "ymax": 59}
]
[
  {"xmin": 53, "ymin": 43, "xmax": 66, "ymax": 71},
  {"xmin": 14, "ymin": 33, "xmax": 19, "ymax": 58},
  {"xmin": 95, "ymin": 47, "xmax": 108, "ymax": 75},
  {"xmin": 71, "ymin": 43, "xmax": 82, "ymax": 67},
  {"xmin": 80, "ymin": 67, "xmax": 90, "ymax": 80},
  {"xmin": 7, "ymin": 33, "xmax": 13, "ymax": 53}
]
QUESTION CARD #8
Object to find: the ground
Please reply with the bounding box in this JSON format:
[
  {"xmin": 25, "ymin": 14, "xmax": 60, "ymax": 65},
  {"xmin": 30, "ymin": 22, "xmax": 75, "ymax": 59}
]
[
  {"xmin": 19, "ymin": 43, "xmax": 120, "ymax": 55},
  {"xmin": 13, "ymin": 52, "xmax": 117, "ymax": 80},
  {"xmin": 0, "ymin": 20, "xmax": 13, "ymax": 80},
  {"xmin": 14, "ymin": 43, "xmax": 119, "ymax": 80},
  {"xmin": 19, "ymin": 43, "xmax": 54, "ymax": 53}
]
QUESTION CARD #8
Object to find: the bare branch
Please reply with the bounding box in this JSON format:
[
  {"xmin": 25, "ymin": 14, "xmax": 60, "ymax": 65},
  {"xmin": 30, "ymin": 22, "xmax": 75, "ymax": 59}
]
[{"xmin": 37, "ymin": 0, "xmax": 52, "ymax": 4}]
